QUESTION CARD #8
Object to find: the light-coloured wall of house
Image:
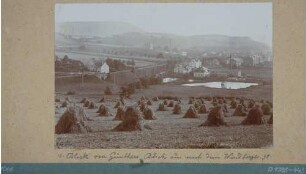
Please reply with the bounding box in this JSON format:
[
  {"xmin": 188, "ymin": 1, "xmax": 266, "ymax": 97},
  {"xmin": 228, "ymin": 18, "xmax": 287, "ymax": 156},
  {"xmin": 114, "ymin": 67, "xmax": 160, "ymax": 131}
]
[
  {"xmin": 100, "ymin": 63, "xmax": 109, "ymax": 74},
  {"xmin": 194, "ymin": 73, "xmax": 206, "ymax": 77}
]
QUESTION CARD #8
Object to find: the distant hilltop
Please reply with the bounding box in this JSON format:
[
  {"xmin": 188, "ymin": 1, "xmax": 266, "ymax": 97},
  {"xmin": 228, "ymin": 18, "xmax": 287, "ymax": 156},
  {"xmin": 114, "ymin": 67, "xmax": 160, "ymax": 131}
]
[
  {"xmin": 56, "ymin": 21, "xmax": 144, "ymax": 38},
  {"xmin": 56, "ymin": 21, "xmax": 271, "ymax": 53}
]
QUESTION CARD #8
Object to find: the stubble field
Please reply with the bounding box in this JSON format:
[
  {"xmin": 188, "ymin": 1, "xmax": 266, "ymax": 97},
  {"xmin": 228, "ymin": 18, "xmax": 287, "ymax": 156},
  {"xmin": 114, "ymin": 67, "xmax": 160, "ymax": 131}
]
[{"xmin": 55, "ymin": 84, "xmax": 273, "ymax": 149}]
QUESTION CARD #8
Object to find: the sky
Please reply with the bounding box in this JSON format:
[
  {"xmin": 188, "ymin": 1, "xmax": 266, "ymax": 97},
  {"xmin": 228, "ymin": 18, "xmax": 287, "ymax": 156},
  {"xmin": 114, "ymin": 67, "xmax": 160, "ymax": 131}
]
[{"xmin": 55, "ymin": 3, "xmax": 272, "ymax": 46}]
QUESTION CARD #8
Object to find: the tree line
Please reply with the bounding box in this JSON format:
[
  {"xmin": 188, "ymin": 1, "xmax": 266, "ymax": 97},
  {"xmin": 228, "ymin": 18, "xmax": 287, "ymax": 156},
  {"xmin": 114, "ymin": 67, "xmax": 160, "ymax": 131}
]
[{"xmin": 104, "ymin": 76, "xmax": 163, "ymax": 97}]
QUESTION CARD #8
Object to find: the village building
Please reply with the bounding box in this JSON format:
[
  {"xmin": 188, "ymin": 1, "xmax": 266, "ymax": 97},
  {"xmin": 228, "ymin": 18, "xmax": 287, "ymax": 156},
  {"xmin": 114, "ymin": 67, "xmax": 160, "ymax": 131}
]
[
  {"xmin": 98, "ymin": 62, "xmax": 110, "ymax": 80},
  {"xmin": 186, "ymin": 65, "xmax": 194, "ymax": 73},
  {"xmin": 174, "ymin": 64, "xmax": 190, "ymax": 74},
  {"xmin": 173, "ymin": 59, "xmax": 203, "ymax": 74},
  {"xmin": 173, "ymin": 64, "xmax": 183, "ymax": 74},
  {"xmin": 204, "ymin": 58, "xmax": 221, "ymax": 67},
  {"xmin": 193, "ymin": 67, "xmax": 210, "ymax": 78},
  {"xmin": 226, "ymin": 57, "xmax": 244, "ymax": 67},
  {"xmin": 144, "ymin": 42, "xmax": 154, "ymax": 50},
  {"xmin": 237, "ymin": 70, "xmax": 242, "ymax": 77},
  {"xmin": 189, "ymin": 59, "xmax": 202, "ymax": 68},
  {"xmin": 100, "ymin": 62, "xmax": 110, "ymax": 74},
  {"xmin": 251, "ymin": 55, "xmax": 265, "ymax": 66}
]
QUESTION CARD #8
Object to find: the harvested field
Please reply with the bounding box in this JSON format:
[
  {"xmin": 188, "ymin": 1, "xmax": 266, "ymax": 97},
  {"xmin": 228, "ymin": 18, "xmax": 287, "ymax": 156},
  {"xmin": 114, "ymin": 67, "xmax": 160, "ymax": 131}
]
[{"xmin": 55, "ymin": 91, "xmax": 273, "ymax": 149}]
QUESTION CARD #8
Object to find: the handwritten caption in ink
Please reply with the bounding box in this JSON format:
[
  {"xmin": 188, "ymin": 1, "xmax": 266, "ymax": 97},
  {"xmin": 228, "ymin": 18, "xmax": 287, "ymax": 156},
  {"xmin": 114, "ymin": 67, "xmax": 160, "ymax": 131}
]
[{"xmin": 57, "ymin": 152, "xmax": 271, "ymax": 162}]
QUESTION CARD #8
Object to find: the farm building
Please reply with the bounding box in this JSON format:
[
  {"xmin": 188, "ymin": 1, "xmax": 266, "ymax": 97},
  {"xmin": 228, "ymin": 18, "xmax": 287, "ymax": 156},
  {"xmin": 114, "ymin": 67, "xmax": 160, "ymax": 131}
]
[
  {"xmin": 100, "ymin": 62, "xmax": 110, "ymax": 74},
  {"xmin": 98, "ymin": 62, "xmax": 110, "ymax": 80},
  {"xmin": 238, "ymin": 70, "xmax": 242, "ymax": 77},
  {"xmin": 190, "ymin": 59, "xmax": 202, "ymax": 69}
]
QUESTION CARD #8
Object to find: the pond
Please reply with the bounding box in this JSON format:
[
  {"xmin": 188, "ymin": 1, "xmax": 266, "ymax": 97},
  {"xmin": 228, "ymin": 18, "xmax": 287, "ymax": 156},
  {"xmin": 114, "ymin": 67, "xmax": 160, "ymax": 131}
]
[
  {"xmin": 181, "ymin": 81, "xmax": 259, "ymax": 89},
  {"xmin": 162, "ymin": 78, "xmax": 177, "ymax": 83}
]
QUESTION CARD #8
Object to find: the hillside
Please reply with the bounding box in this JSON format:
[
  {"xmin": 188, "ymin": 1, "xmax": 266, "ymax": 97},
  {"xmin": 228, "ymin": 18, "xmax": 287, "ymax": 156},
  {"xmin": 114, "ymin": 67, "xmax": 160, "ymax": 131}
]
[
  {"xmin": 56, "ymin": 21, "xmax": 144, "ymax": 38},
  {"xmin": 100, "ymin": 32, "xmax": 271, "ymax": 52},
  {"xmin": 55, "ymin": 21, "xmax": 271, "ymax": 53}
]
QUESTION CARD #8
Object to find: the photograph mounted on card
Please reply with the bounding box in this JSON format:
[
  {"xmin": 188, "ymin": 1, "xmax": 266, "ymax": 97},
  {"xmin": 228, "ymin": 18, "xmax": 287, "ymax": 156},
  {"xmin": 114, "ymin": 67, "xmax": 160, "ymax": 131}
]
[
  {"xmin": 54, "ymin": 3, "xmax": 273, "ymax": 149},
  {"xmin": 2, "ymin": 0, "xmax": 305, "ymax": 167}
]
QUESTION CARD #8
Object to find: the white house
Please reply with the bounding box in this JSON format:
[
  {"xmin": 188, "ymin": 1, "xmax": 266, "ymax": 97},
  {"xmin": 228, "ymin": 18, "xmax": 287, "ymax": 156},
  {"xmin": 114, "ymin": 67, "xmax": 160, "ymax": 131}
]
[
  {"xmin": 100, "ymin": 62, "xmax": 110, "ymax": 74},
  {"xmin": 189, "ymin": 59, "xmax": 202, "ymax": 69},
  {"xmin": 238, "ymin": 70, "xmax": 242, "ymax": 77},
  {"xmin": 97, "ymin": 62, "xmax": 110, "ymax": 80}
]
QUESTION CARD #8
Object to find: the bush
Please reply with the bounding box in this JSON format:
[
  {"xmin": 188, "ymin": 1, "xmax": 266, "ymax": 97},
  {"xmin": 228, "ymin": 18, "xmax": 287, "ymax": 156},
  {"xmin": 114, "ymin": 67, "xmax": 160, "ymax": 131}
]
[
  {"xmin": 104, "ymin": 86, "xmax": 112, "ymax": 95},
  {"xmin": 120, "ymin": 86, "xmax": 128, "ymax": 97},
  {"xmin": 140, "ymin": 78, "xmax": 149, "ymax": 88},
  {"xmin": 148, "ymin": 77, "xmax": 162, "ymax": 85}
]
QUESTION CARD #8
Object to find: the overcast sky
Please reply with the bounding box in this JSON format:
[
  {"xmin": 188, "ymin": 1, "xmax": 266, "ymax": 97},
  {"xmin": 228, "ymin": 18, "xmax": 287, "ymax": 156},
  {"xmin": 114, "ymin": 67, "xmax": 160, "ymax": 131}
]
[{"xmin": 55, "ymin": 3, "xmax": 272, "ymax": 46}]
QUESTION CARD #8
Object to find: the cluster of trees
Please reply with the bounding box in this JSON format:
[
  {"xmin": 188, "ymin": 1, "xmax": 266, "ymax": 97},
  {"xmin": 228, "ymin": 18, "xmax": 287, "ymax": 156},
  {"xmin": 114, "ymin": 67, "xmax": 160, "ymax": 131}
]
[
  {"xmin": 104, "ymin": 76, "xmax": 162, "ymax": 97},
  {"xmin": 104, "ymin": 86, "xmax": 112, "ymax": 95},
  {"xmin": 89, "ymin": 58, "xmax": 135, "ymax": 72},
  {"xmin": 126, "ymin": 59, "xmax": 135, "ymax": 66},
  {"xmin": 120, "ymin": 76, "xmax": 163, "ymax": 97},
  {"xmin": 55, "ymin": 55, "xmax": 88, "ymax": 72},
  {"xmin": 105, "ymin": 58, "xmax": 129, "ymax": 72}
]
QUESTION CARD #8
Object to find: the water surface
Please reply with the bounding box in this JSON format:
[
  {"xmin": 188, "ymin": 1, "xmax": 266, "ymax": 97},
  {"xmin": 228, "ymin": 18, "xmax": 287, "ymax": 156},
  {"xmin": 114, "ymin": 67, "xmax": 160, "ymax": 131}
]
[{"xmin": 182, "ymin": 81, "xmax": 258, "ymax": 89}]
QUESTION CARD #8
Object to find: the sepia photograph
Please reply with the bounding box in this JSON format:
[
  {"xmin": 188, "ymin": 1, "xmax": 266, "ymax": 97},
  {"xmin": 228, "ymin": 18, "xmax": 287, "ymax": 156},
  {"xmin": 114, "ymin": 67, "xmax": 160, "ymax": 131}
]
[{"xmin": 54, "ymin": 3, "xmax": 273, "ymax": 149}]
